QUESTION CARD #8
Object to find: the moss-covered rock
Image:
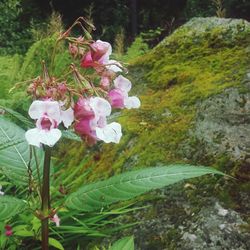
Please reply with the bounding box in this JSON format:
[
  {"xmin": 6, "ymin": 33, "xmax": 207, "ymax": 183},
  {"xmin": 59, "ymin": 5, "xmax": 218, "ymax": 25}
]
[
  {"xmin": 59, "ymin": 17, "xmax": 250, "ymax": 249},
  {"xmin": 64, "ymin": 17, "xmax": 250, "ymax": 178}
]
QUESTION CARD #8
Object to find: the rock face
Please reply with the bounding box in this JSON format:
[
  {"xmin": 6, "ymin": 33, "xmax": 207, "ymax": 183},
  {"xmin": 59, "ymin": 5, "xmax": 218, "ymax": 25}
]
[
  {"xmin": 192, "ymin": 88, "xmax": 250, "ymax": 162},
  {"xmin": 129, "ymin": 193, "xmax": 250, "ymax": 250},
  {"xmin": 61, "ymin": 17, "xmax": 250, "ymax": 249}
]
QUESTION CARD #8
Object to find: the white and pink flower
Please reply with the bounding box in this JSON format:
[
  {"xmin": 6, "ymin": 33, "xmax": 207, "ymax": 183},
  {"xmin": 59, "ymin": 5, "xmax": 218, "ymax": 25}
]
[
  {"xmin": 81, "ymin": 40, "xmax": 111, "ymax": 68},
  {"xmin": 108, "ymin": 75, "xmax": 141, "ymax": 109},
  {"xmin": 25, "ymin": 100, "xmax": 74, "ymax": 147},
  {"xmin": 81, "ymin": 40, "xmax": 122, "ymax": 73},
  {"xmin": 50, "ymin": 214, "xmax": 60, "ymax": 227},
  {"xmin": 74, "ymin": 97, "xmax": 122, "ymax": 144}
]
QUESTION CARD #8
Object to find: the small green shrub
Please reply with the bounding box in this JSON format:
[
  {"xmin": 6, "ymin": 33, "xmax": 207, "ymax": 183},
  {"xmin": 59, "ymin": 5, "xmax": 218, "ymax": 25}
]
[{"xmin": 118, "ymin": 36, "xmax": 149, "ymax": 63}]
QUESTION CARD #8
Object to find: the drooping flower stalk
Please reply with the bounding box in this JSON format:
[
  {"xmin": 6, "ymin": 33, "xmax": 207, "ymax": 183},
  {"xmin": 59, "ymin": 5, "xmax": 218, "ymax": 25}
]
[{"xmin": 41, "ymin": 146, "xmax": 51, "ymax": 250}]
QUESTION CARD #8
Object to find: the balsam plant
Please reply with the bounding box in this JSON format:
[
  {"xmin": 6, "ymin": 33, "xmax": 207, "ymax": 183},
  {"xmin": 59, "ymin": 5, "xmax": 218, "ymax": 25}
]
[{"xmin": 0, "ymin": 17, "xmax": 224, "ymax": 250}]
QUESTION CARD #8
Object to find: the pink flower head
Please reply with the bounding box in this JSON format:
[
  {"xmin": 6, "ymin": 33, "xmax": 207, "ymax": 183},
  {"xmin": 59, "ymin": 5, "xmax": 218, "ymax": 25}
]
[
  {"xmin": 108, "ymin": 75, "xmax": 141, "ymax": 109},
  {"xmin": 74, "ymin": 97, "xmax": 122, "ymax": 144},
  {"xmin": 5, "ymin": 225, "xmax": 12, "ymax": 236},
  {"xmin": 81, "ymin": 40, "xmax": 111, "ymax": 68},
  {"xmin": 50, "ymin": 214, "xmax": 60, "ymax": 227}
]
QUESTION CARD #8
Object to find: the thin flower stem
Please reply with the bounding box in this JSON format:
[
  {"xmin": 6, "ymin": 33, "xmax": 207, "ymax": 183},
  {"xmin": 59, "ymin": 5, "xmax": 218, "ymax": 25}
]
[
  {"xmin": 27, "ymin": 146, "xmax": 34, "ymax": 194},
  {"xmin": 50, "ymin": 39, "xmax": 61, "ymax": 73},
  {"xmin": 41, "ymin": 146, "xmax": 51, "ymax": 250},
  {"xmin": 33, "ymin": 146, "xmax": 42, "ymax": 195}
]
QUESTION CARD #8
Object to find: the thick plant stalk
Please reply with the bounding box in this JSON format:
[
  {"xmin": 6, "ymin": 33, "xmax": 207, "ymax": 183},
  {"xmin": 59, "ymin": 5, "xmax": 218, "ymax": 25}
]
[{"xmin": 41, "ymin": 146, "xmax": 51, "ymax": 250}]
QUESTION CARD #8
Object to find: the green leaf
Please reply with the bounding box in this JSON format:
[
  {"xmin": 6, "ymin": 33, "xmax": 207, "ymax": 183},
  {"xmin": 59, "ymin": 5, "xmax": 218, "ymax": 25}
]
[
  {"xmin": 0, "ymin": 106, "xmax": 33, "ymax": 128},
  {"xmin": 49, "ymin": 237, "xmax": 64, "ymax": 250},
  {"xmin": 109, "ymin": 236, "xmax": 134, "ymax": 250},
  {"xmin": 0, "ymin": 117, "xmax": 43, "ymax": 185},
  {"xmin": 66, "ymin": 165, "xmax": 224, "ymax": 211},
  {"xmin": 13, "ymin": 225, "xmax": 34, "ymax": 237},
  {"xmin": 0, "ymin": 139, "xmax": 24, "ymax": 151},
  {"xmin": 0, "ymin": 196, "xmax": 26, "ymax": 221},
  {"xmin": 61, "ymin": 130, "xmax": 81, "ymax": 142}
]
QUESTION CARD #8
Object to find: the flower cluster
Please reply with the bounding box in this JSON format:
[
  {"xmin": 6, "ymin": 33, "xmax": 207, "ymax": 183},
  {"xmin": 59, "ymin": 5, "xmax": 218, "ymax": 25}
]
[{"xmin": 25, "ymin": 33, "xmax": 140, "ymax": 147}]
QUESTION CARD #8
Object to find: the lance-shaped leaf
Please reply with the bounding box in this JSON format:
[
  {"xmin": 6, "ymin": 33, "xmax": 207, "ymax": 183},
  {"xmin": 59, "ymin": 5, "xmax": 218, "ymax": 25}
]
[
  {"xmin": 66, "ymin": 165, "xmax": 224, "ymax": 211},
  {"xmin": 0, "ymin": 196, "xmax": 26, "ymax": 221},
  {"xmin": 0, "ymin": 117, "xmax": 43, "ymax": 185},
  {"xmin": 109, "ymin": 236, "xmax": 134, "ymax": 250},
  {"xmin": 62, "ymin": 130, "xmax": 81, "ymax": 142},
  {"xmin": 0, "ymin": 106, "xmax": 33, "ymax": 128}
]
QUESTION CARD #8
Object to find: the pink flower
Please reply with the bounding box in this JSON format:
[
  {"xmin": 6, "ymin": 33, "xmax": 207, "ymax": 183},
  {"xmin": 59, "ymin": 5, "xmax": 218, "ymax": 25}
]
[
  {"xmin": 81, "ymin": 40, "xmax": 111, "ymax": 68},
  {"xmin": 50, "ymin": 214, "xmax": 60, "ymax": 227},
  {"xmin": 25, "ymin": 100, "xmax": 74, "ymax": 147},
  {"xmin": 108, "ymin": 75, "xmax": 141, "ymax": 109},
  {"xmin": 74, "ymin": 98, "xmax": 95, "ymax": 120},
  {"xmin": 74, "ymin": 97, "xmax": 122, "ymax": 144},
  {"xmin": 5, "ymin": 225, "xmax": 12, "ymax": 236},
  {"xmin": 108, "ymin": 89, "xmax": 124, "ymax": 108}
]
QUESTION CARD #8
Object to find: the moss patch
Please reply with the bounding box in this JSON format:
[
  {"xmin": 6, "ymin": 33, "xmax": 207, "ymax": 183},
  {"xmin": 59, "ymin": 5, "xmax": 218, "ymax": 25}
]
[{"xmin": 60, "ymin": 18, "xmax": 250, "ymax": 184}]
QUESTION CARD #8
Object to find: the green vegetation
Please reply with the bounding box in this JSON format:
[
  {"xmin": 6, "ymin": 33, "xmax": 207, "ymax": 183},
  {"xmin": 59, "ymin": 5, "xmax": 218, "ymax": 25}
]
[
  {"xmin": 0, "ymin": 13, "xmax": 249, "ymax": 249},
  {"xmin": 59, "ymin": 18, "xmax": 250, "ymax": 183}
]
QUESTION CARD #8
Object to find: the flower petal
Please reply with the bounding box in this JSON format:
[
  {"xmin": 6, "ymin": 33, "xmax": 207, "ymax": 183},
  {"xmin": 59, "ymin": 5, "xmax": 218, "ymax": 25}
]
[
  {"xmin": 114, "ymin": 75, "xmax": 131, "ymax": 92},
  {"xmin": 25, "ymin": 128, "xmax": 62, "ymax": 147},
  {"xmin": 29, "ymin": 100, "xmax": 61, "ymax": 123},
  {"xmin": 61, "ymin": 107, "xmax": 74, "ymax": 128},
  {"xmin": 106, "ymin": 60, "xmax": 123, "ymax": 72},
  {"xmin": 96, "ymin": 122, "xmax": 122, "ymax": 143},
  {"xmin": 94, "ymin": 40, "xmax": 112, "ymax": 63},
  {"xmin": 124, "ymin": 96, "xmax": 141, "ymax": 109},
  {"xmin": 25, "ymin": 128, "xmax": 42, "ymax": 147},
  {"xmin": 89, "ymin": 97, "xmax": 111, "ymax": 117},
  {"xmin": 39, "ymin": 129, "xmax": 62, "ymax": 147},
  {"xmin": 81, "ymin": 51, "xmax": 94, "ymax": 68},
  {"xmin": 108, "ymin": 89, "xmax": 125, "ymax": 108}
]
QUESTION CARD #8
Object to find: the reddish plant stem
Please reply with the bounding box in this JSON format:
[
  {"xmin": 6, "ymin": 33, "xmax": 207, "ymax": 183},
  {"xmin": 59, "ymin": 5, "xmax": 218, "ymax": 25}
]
[{"xmin": 41, "ymin": 146, "xmax": 51, "ymax": 250}]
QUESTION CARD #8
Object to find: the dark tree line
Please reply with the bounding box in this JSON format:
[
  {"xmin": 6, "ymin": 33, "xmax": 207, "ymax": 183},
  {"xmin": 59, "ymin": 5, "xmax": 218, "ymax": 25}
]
[
  {"xmin": 21, "ymin": 0, "xmax": 250, "ymax": 40},
  {"xmin": 0, "ymin": 0, "xmax": 249, "ymax": 54}
]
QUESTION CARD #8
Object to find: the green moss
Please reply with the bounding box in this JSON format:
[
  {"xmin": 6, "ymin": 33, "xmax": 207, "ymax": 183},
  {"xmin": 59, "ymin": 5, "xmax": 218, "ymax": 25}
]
[{"xmin": 59, "ymin": 18, "xmax": 250, "ymax": 185}]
